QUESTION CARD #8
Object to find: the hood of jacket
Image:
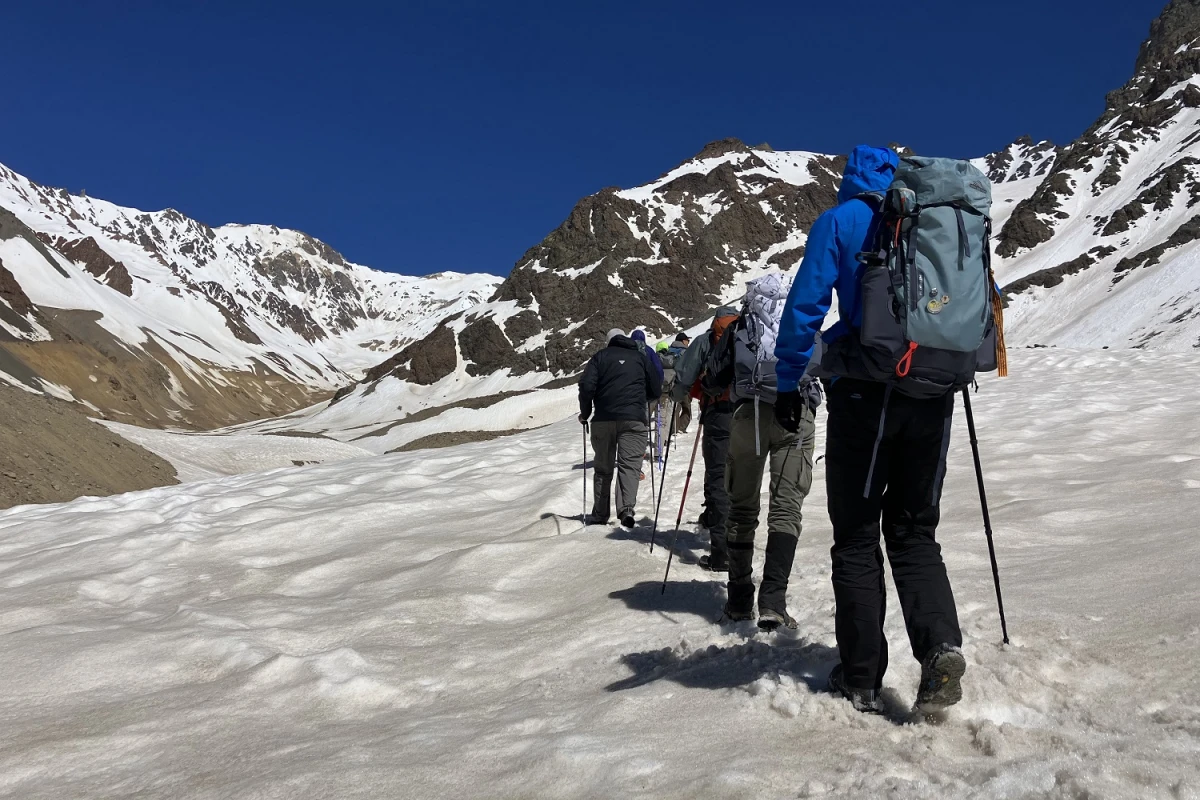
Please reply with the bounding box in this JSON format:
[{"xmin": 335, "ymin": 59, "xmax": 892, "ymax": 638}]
[
  {"xmin": 838, "ymin": 145, "xmax": 899, "ymax": 203},
  {"xmin": 710, "ymin": 308, "xmax": 738, "ymax": 345},
  {"xmin": 607, "ymin": 334, "xmax": 638, "ymax": 351}
]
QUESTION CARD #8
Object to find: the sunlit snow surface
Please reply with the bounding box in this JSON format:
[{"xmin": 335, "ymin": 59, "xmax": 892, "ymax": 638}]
[{"xmin": 0, "ymin": 350, "xmax": 1198, "ymax": 799}]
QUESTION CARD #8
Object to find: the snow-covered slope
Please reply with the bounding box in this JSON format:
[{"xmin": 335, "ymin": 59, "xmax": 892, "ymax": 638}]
[
  {"xmin": 0, "ymin": 350, "xmax": 1196, "ymax": 798},
  {"xmin": 0, "ymin": 161, "xmax": 499, "ymax": 426},
  {"xmin": 995, "ymin": 0, "xmax": 1200, "ymax": 350}
]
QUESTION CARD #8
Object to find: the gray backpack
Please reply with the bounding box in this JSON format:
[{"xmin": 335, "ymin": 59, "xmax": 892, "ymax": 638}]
[
  {"xmin": 831, "ymin": 156, "xmax": 998, "ymax": 397},
  {"xmin": 729, "ymin": 272, "xmax": 789, "ymax": 406}
]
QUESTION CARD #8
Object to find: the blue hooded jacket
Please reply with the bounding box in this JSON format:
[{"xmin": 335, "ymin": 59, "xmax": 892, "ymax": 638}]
[
  {"xmin": 630, "ymin": 329, "xmax": 664, "ymax": 381},
  {"xmin": 775, "ymin": 145, "xmax": 899, "ymax": 392}
]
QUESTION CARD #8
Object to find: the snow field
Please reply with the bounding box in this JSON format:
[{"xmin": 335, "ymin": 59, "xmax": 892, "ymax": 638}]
[
  {"xmin": 0, "ymin": 350, "xmax": 1197, "ymax": 798},
  {"xmin": 99, "ymin": 420, "xmax": 375, "ymax": 482}
]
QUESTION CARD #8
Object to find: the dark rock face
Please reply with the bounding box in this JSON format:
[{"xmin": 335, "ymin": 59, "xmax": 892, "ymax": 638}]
[
  {"xmin": 997, "ymin": 0, "xmax": 1200, "ymax": 257},
  {"xmin": 195, "ymin": 282, "xmax": 263, "ymax": 345},
  {"xmin": 295, "ymin": 233, "xmax": 347, "ymax": 267},
  {"xmin": 364, "ymin": 322, "xmax": 458, "ymax": 386},
  {"xmin": 982, "ymin": 136, "xmax": 1059, "ymax": 184},
  {"xmin": 504, "ymin": 311, "xmax": 543, "ymax": 349},
  {"xmin": 255, "ymin": 291, "xmax": 326, "ymax": 342},
  {"xmin": 1003, "ymin": 246, "xmax": 1117, "ymax": 298},
  {"xmin": 1113, "ymin": 214, "xmax": 1200, "ymax": 282},
  {"xmin": 458, "ymin": 315, "xmax": 539, "ymax": 377},
  {"xmin": 1099, "ymin": 158, "xmax": 1200, "ymax": 236},
  {"xmin": 46, "ymin": 236, "xmax": 134, "ymax": 296},
  {"xmin": 0, "ymin": 256, "xmax": 34, "ymax": 316},
  {"xmin": 488, "ymin": 139, "xmax": 842, "ymax": 374},
  {"xmin": 996, "ymin": 173, "xmax": 1073, "ymax": 258}
]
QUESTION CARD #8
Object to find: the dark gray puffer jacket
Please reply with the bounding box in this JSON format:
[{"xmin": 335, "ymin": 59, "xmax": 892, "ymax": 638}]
[{"xmin": 579, "ymin": 336, "xmax": 663, "ymax": 422}]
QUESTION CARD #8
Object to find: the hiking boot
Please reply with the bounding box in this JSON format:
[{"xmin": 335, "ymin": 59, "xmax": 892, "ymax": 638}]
[
  {"xmin": 620, "ymin": 514, "xmax": 636, "ymax": 529},
  {"xmin": 828, "ymin": 665, "xmax": 884, "ymax": 714},
  {"xmin": 698, "ymin": 554, "xmax": 728, "ymax": 572},
  {"xmin": 915, "ymin": 644, "xmax": 967, "ymax": 713},
  {"xmin": 586, "ymin": 514, "xmax": 609, "ymax": 525},
  {"xmin": 721, "ymin": 602, "xmax": 754, "ymax": 623},
  {"xmin": 757, "ymin": 606, "xmax": 798, "ymax": 632}
]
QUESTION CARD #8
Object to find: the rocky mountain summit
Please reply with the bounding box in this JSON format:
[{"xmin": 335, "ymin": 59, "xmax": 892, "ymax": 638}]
[
  {"xmin": 358, "ymin": 140, "xmax": 846, "ymax": 390},
  {"xmin": 994, "ymin": 0, "xmax": 1200, "ymax": 349}
]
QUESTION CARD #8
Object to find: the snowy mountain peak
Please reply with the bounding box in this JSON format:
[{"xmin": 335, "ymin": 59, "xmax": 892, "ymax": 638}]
[
  {"xmin": 991, "ymin": 0, "xmax": 1200, "ymax": 351},
  {"xmin": 979, "ymin": 137, "xmax": 1058, "ymax": 184},
  {"xmin": 0, "ymin": 159, "xmax": 500, "ymax": 427},
  {"xmin": 465, "ymin": 139, "xmax": 843, "ymax": 374}
]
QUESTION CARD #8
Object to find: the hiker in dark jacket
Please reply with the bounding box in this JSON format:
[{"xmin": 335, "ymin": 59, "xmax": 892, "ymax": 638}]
[
  {"xmin": 671, "ymin": 308, "xmax": 739, "ymax": 571},
  {"xmin": 630, "ymin": 329, "xmax": 664, "ymax": 382},
  {"xmin": 775, "ymin": 145, "xmax": 965, "ymax": 714},
  {"xmin": 579, "ymin": 328, "xmax": 663, "ymax": 527}
]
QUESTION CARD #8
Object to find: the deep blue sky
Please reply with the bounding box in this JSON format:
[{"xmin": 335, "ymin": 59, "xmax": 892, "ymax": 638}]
[{"xmin": 2, "ymin": 0, "xmax": 1168, "ymax": 276}]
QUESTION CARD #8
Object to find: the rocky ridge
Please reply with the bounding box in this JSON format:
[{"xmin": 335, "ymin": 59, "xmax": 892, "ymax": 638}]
[
  {"xmin": 353, "ymin": 139, "xmax": 845, "ymax": 391},
  {"xmin": 993, "ymin": 0, "xmax": 1200, "ymax": 350}
]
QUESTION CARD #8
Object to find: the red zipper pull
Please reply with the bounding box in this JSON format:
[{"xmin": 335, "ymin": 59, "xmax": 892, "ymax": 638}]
[{"xmin": 895, "ymin": 342, "xmax": 918, "ymax": 378}]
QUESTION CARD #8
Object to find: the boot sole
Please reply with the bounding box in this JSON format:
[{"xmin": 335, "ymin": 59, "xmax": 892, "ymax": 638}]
[
  {"xmin": 756, "ymin": 610, "xmax": 798, "ymax": 632},
  {"xmin": 828, "ymin": 669, "xmax": 884, "ymax": 714},
  {"xmin": 720, "ymin": 604, "xmax": 754, "ymax": 623},
  {"xmin": 915, "ymin": 650, "xmax": 967, "ymax": 712}
]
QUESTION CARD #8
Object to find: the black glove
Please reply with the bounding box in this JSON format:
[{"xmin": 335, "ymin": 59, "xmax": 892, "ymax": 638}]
[
  {"xmin": 578, "ymin": 414, "xmax": 589, "ymax": 426},
  {"xmin": 774, "ymin": 389, "xmax": 801, "ymax": 433}
]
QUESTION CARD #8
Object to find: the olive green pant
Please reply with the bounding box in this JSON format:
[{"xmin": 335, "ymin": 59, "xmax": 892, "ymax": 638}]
[{"xmin": 724, "ymin": 399, "xmax": 816, "ymax": 612}]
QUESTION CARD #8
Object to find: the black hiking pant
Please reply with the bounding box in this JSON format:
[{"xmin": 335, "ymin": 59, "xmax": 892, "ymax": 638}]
[
  {"xmin": 826, "ymin": 379, "xmax": 962, "ymax": 691},
  {"xmin": 701, "ymin": 403, "xmax": 733, "ymax": 564}
]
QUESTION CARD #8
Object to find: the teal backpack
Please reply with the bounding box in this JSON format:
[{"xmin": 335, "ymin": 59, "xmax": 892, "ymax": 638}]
[{"xmin": 844, "ymin": 156, "xmax": 1002, "ymax": 397}]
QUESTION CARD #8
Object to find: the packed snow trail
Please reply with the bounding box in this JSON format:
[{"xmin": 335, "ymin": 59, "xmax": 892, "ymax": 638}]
[{"xmin": 0, "ymin": 351, "xmax": 1198, "ymax": 799}]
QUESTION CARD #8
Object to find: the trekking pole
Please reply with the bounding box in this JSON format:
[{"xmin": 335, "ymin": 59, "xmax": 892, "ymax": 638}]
[
  {"xmin": 647, "ymin": 430, "xmax": 657, "ymax": 508},
  {"xmin": 661, "ymin": 421, "xmax": 704, "ymax": 593},
  {"xmin": 962, "ymin": 388, "xmax": 1011, "ymax": 645},
  {"xmin": 582, "ymin": 422, "xmax": 589, "ymax": 524},
  {"xmin": 648, "ymin": 401, "xmax": 678, "ymax": 553}
]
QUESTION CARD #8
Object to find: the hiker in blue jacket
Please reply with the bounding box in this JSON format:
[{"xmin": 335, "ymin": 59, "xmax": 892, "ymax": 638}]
[
  {"xmin": 774, "ymin": 145, "xmax": 966, "ymax": 715},
  {"xmin": 630, "ymin": 329, "xmax": 664, "ymax": 382}
]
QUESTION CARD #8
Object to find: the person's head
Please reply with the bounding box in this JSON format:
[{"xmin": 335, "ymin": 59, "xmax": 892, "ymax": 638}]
[
  {"xmin": 605, "ymin": 328, "xmax": 625, "ymax": 345},
  {"xmin": 710, "ymin": 307, "xmax": 739, "ymax": 342},
  {"xmin": 655, "ymin": 341, "xmax": 669, "ymax": 353},
  {"xmin": 630, "ymin": 329, "xmax": 647, "ymax": 343},
  {"xmin": 839, "ymin": 145, "xmax": 899, "ymax": 204},
  {"xmin": 711, "ymin": 307, "xmax": 738, "ymax": 328},
  {"xmin": 674, "ymin": 332, "xmax": 690, "ymax": 345}
]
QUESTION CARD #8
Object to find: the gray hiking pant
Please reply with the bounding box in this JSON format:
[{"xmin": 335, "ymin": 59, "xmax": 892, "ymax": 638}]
[
  {"xmin": 674, "ymin": 399, "xmax": 692, "ymax": 435},
  {"xmin": 590, "ymin": 420, "xmax": 648, "ymax": 521},
  {"xmin": 725, "ymin": 400, "xmax": 816, "ymax": 613}
]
